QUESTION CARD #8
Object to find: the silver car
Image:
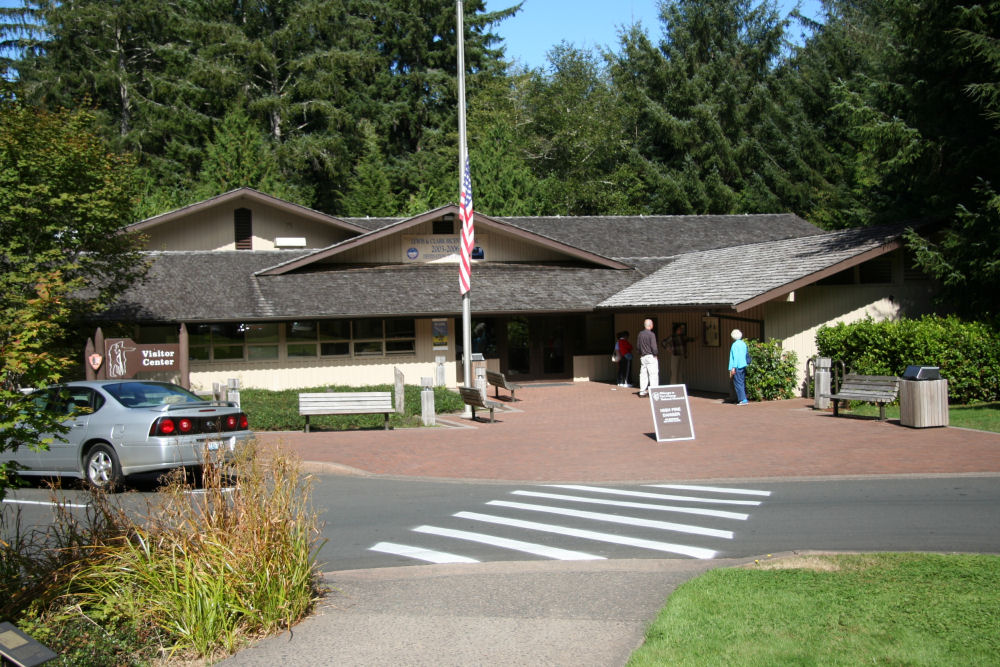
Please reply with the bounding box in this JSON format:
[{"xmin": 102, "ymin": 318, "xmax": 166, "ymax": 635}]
[{"xmin": 1, "ymin": 380, "xmax": 254, "ymax": 489}]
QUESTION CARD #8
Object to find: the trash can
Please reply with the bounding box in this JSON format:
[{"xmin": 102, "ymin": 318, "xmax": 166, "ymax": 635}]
[
  {"xmin": 813, "ymin": 357, "xmax": 832, "ymax": 410},
  {"xmin": 899, "ymin": 365, "xmax": 948, "ymax": 428}
]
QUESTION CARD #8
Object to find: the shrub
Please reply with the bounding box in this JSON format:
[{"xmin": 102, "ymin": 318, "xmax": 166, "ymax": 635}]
[
  {"xmin": 816, "ymin": 315, "xmax": 1000, "ymax": 404},
  {"xmin": 240, "ymin": 384, "xmax": 465, "ymax": 431},
  {"xmin": 745, "ymin": 339, "xmax": 799, "ymax": 401}
]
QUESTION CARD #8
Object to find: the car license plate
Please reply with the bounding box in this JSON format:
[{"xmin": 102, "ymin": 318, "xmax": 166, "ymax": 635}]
[{"xmin": 206, "ymin": 440, "xmax": 221, "ymax": 451}]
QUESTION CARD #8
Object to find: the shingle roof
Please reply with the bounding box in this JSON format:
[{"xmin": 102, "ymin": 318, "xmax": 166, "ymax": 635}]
[
  {"xmin": 343, "ymin": 213, "xmax": 822, "ymax": 262},
  {"xmin": 103, "ymin": 252, "xmax": 639, "ymax": 322},
  {"xmin": 598, "ymin": 226, "xmax": 905, "ymax": 312}
]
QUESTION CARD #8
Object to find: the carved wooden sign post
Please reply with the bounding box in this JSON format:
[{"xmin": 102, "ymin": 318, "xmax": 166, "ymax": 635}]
[{"xmin": 84, "ymin": 325, "xmax": 191, "ymax": 388}]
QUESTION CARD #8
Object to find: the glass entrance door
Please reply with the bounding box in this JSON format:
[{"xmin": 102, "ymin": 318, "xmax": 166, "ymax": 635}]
[{"xmin": 503, "ymin": 316, "xmax": 569, "ymax": 380}]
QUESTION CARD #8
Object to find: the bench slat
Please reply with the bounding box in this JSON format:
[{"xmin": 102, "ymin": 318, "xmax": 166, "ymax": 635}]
[
  {"xmin": 820, "ymin": 373, "xmax": 899, "ymax": 421},
  {"xmin": 298, "ymin": 391, "xmax": 393, "ymax": 432}
]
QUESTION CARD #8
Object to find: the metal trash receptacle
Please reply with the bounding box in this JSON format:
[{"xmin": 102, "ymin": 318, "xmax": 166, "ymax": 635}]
[{"xmin": 899, "ymin": 366, "xmax": 948, "ymax": 428}]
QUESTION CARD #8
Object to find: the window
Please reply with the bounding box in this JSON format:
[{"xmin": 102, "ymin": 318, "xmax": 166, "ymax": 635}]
[
  {"xmin": 433, "ymin": 217, "xmax": 454, "ymax": 235},
  {"xmin": 183, "ymin": 319, "xmax": 416, "ymax": 361},
  {"xmin": 234, "ymin": 208, "xmax": 252, "ymax": 250}
]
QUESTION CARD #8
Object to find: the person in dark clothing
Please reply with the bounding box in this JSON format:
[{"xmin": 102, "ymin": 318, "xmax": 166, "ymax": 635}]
[
  {"xmin": 636, "ymin": 319, "xmax": 658, "ymax": 396},
  {"xmin": 615, "ymin": 331, "xmax": 633, "ymax": 387}
]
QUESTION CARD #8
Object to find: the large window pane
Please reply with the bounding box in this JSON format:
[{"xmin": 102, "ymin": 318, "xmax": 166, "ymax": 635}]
[
  {"xmin": 213, "ymin": 323, "xmax": 244, "ymax": 343},
  {"xmin": 386, "ymin": 319, "xmax": 415, "ymax": 338},
  {"xmin": 213, "ymin": 345, "xmax": 244, "ymax": 360},
  {"xmin": 354, "ymin": 318, "xmax": 383, "ymax": 339},
  {"xmin": 248, "ymin": 345, "xmax": 279, "ymax": 360},
  {"xmin": 288, "ymin": 321, "xmax": 318, "ymax": 340},
  {"xmin": 319, "ymin": 320, "xmax": 350, "ymax": 339},
  {"xmin": 354, "ymin": 341, "xmax": 383, "ymax": 356},
  {"xmin": 321, "ymin": 341, "xmax": 350, "ymax": 356},
  {"xmin": 287, "ymin": 343, "xmax": 317, "ymax": 358},
  {"xmin": 246, "ymin": 322, "xmax": 279, "ymax": 343},
  {"xmin": 386, "ymin": 340, "xmax": 415, "ymax": 354}
]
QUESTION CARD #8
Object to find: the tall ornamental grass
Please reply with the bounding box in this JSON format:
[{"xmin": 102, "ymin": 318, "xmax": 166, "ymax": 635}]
[{"xmin": 12, "ymin": 444, "xmax": 324, "ymax": 663}]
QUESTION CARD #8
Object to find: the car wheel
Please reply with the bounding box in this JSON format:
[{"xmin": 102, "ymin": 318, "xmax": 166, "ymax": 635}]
[{"xmin": 84, "ymin": 443, "xmax": 122, "ymax": 490}]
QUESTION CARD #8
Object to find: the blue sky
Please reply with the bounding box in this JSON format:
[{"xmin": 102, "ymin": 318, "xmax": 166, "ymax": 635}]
[{"xmin": 487, "ymin": 0, "xmax": 825, "ymax": 69}]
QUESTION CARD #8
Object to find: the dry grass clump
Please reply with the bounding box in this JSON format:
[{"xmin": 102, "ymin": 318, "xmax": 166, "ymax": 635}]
[{"xmin": 1, "ymin": 444, "xmax": 324, "ymax": 664}]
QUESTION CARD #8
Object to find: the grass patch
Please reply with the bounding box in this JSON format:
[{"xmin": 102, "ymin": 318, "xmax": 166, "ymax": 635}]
[
  {"xmin": 629, "ymin": 553, "xmax": 1000, "ymax": 666},
  {"xmin": 845, "ymin": 401, "xmax": 1000, "ymax": 432},
  {"xmin": 1, "ymin": 443, "xmax": 324, "ymax": 664},
  {"xmin": 240, "ymin": 384, "xmax": 465, "ymax": 431}
]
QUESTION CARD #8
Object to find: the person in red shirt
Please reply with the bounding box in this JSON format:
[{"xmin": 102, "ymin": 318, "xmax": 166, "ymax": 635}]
[{"xmin": 615, "ymin": 331, "xmax": 633, "ymax": 387}]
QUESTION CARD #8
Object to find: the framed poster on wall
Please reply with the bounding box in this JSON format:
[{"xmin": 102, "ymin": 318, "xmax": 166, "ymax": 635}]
[{"xmin": 702, "ymin": 316, "xmax": 720, "ymax": 347}]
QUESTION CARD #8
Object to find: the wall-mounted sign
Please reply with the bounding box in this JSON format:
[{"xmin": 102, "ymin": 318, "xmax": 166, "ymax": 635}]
[
  {"xmin": 104, "ymin": 338, "xmax": 180, "ymax": 379},
  {"xmin": 648, "ymin": 384, "xmax": 695, "ymax": 442},
  {"xmin": 432, "ymin": 319, "xmax": 449, "ymax": 350},
  {"xmin": 402, "ymin": 235, "xmax": 487, "ymax": 263}
]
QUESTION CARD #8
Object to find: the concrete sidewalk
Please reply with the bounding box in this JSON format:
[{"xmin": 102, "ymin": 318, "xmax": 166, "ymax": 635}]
[{"xmin": 220, "ymin": 382, "xmax": 1000, "ymax": 666}]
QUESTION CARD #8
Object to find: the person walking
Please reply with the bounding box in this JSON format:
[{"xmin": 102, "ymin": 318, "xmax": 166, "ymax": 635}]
[
  {"xmin": 615, "ymin": 331, "xmax": 633, "ymax": 387},
  {"xmin": 729, "ymin": 328, "xmax": 749, "ymax": 405},
  {"xmin": 637, "ymin": 319, "xmax": 659, "ymax": 396}
]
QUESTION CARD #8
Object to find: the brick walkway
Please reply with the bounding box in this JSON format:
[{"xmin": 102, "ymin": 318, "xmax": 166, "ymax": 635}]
[{"xmin": 255, "ymin": 381, "xmax": 1000, "ymax": 483}]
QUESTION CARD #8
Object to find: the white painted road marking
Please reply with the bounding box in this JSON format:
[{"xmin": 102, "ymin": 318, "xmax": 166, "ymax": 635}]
[
  {"xmin": 548, "ymin": 484, "xmax": 762, "ymax": 506},
  {"xmin": 414, "ymin": 525, "xmax": 605, "ymax": 561},
  {"xmin": 648, "ymin": 484, "xmax": 772, "ymax": 497},
  {"xmin": 370, "ymin": 542, "xmax": 479, "ymax": 564},
  {"xmin": 487, "ymin": 500, "xmax": 734, "ymax": 539},
  {"xmin": 510, "ymin": 490, "xmax": 750, "ymax": 520},
  {"xmin": 454, "ymin": 511, "xmax": 718, "ymax": 559}
]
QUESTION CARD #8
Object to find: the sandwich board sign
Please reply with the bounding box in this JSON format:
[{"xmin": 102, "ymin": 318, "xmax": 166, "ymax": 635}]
[{"xmin": 648, "ymin": 384, "xmax": 695, "ymax": 442}]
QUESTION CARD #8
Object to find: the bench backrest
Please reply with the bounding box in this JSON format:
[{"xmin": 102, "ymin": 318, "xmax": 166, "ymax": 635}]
[
  {"xmin": 298, "ymin": 391, "xmax": 393, "ymax": 415},
  {"xmin": 838, "ymin": 374, "xmax": 900, "ymax": 395},
  {"xmin": 458, "ymin": 386, "xmax": 488, "ymax": 407},
  {"xmin": 485, "ymin": 370, "xmax": 506, "ymax": 386}
]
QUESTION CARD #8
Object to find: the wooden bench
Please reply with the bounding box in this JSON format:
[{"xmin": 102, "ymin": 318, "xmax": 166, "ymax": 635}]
[
  {"xmin": 486, "ymin": 369, "xmax": 523, "ymax": 401},
  {"xmin": 458, "ymin": 386, "xmax": 503, "ymax": 423},
  {"xmin": 298, "ymin": 391, "xmax": 393, "ymax": 432},
  {"xmin": 822, "ymin": 374, "xmax": 900, "ymax": 421}
]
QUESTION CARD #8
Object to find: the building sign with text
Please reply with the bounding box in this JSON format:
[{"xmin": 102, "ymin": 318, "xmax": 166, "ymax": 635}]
[
  {"xmin": 402, "ymin": 235, "xmax": 487, "ymax": 263},
  {"xmin": 648, "ymin": 384, "xmax": 696, "ymax": 442},
  {"xmin": 104, "ymin": 338, "xmax": 180, "ymax": 379}
]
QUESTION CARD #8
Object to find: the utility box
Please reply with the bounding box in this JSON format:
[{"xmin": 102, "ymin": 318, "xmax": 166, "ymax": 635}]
[{"xmin": 899, "ymin": 366, "xmax": 948, "ymax": 428}]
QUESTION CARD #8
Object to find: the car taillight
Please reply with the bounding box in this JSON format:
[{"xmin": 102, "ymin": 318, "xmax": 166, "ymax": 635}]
[
  {"xmin": 151, "ymin": 418, "xmax": 175, "ymax": 436},
  {"xmin": 240, "ymin": 413, "xmax": 249, "ymax": 429},
  {"xmin": 225, "ymin": 415, "xmax": 238, "ymax": 430},
  {"xmin": 178, "ymin": 418, "xmax": 193, "ymax": 433}
]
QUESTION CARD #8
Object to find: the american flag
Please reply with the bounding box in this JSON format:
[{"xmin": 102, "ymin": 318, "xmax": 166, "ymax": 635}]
[{"xmin": 459, "ymin": 153, "xmax": 474, "ymax": 294}]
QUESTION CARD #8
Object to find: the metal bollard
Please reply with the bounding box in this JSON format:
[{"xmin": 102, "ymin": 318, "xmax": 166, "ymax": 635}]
[{"xmin": 814, "ymin": 357, "xmax": 831, "ymax": 410}]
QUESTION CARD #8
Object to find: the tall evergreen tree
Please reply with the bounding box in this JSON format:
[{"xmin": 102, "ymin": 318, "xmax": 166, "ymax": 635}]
[{"xmin": 610, "ymin": 0, "xmax": 818, "ymax": 215}]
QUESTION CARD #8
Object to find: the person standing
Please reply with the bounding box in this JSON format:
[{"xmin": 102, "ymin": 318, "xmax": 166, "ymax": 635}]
[
  {"xmin": 637, "ymin": 318, "xmax": 659, "ymax": 396},
  {"xmin": 729, "ymin": 328, "xmax": 749, "ymax": 405},
  {"xmin": 615, "ymin": 331, "xmax": 633, "ymax": 387},
  {"xmin": 663, "ymin": 323, "xmax": 690, "ymax": 385}
]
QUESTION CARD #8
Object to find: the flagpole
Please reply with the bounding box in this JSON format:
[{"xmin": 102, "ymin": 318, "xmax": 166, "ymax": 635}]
[{"xmin": 457, "ymin": 0, "xmax": 473, "ymax": 396}]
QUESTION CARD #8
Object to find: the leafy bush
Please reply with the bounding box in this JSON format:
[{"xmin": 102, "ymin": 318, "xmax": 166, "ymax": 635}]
[
  {"xmin": 745, "ymin": 339, "xmax": 799, "ymax": 401},
  {"xmin": 241, "ymin": 384, "xmax": 465, "ymax": 431},
  {"xmin": 816, "ymin": 315, "xmax": 1000, "ymax": 404}
]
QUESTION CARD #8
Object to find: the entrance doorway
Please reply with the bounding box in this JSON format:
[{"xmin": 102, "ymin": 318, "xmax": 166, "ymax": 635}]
[{"xmin": 505, "ymin": 316, "xmax": 568, "ymax": 380}]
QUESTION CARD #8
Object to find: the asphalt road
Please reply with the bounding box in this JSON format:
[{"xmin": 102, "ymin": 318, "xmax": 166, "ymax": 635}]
[{"xmin": 7, "ymin": 474, "xmax": 997, "ymax": 569}]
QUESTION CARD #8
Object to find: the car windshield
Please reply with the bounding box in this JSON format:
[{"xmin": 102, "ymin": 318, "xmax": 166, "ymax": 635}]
[{"xmin": 103, "ymin": 381, "xmax": 205, "ymax": 408}]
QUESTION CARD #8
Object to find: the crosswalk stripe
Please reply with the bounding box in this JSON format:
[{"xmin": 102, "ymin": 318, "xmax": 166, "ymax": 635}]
[
  {"xmin": 455, "ymin": 511, "xmax": 717, "ymax": 559},
  {"xmin": 487, "ymin": 501, "xmax": 733, "ymax": 539},
  {"xmin": 370, "ymin": 541, "xmax": 479, "ymax": 564},
  {"xmin": 414, "ymin": 525, "xmax": 605, "ymax": 560},
  {"xmin": 510, "ymin": 490, "xmax": 750, "ymax": 520},
  {"xmin": 548, "ymin": 484, "xmax": 761, "ymax": 506},
  {"xmin": 648, "ymin": 484, "xmax": 772, "ymax": 497}
]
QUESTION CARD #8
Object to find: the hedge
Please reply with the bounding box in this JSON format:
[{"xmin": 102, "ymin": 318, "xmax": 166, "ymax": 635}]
[{"xmin": 815, "ymin": 315, "xmax": 1000, "ymax": 404}]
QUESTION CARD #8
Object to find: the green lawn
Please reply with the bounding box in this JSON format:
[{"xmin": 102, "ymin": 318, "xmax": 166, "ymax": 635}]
[
  {"xmin": 844, "ymin": 401, "xmax": 1000, "ymax": 433},
  {"xmin": 629, "ymin": 553, "xmax": 1000, "ymax": 666}
]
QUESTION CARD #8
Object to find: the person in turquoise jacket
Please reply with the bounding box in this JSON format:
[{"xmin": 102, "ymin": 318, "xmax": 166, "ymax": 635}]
[{"xmin": 728, "ymin": 329, "xmax": 749, "ymax": 405}]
